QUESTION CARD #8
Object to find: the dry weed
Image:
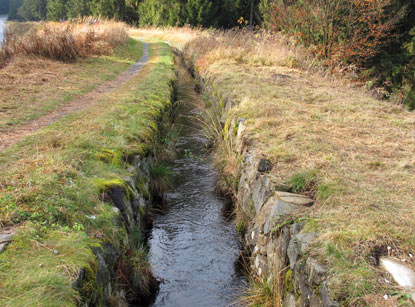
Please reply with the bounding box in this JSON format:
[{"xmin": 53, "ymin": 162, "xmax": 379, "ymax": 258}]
[{"xmin": 0, "ymin": 19, "xmax": 129, "ymax": 67}]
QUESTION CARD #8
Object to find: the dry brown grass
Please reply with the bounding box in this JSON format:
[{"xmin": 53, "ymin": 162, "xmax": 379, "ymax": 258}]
[
  {"xmin": 0, "ymin": 31, "xmax": 142, "ymax": 133},
  {"xmin": 1, "ymin": 19, "xmax": 129, "ymax": 66},
  {"xmin": 137, "ymin": 27, "xmax": 415, "ymax": 305}
]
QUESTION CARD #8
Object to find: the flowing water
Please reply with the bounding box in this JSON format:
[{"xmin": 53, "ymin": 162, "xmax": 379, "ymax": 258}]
[
  {"xmin": 148, "ymin": 58, "xmax": 245, "ymax": 307},
  {"xmin": 0, "ymin": 15, "xmax": 7, "ymax": 46}
]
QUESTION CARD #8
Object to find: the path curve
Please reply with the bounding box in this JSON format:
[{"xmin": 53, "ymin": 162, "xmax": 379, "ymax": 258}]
[{"xmin": 0, "ymin": 42, "xmax": 149, "ymax": 152}]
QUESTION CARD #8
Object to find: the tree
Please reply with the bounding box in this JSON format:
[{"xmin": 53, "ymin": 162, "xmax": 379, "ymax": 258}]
[
  {"xmin": 185, "ymin": 0, "xmax": 217, "ymax": 27},
  {"xmin": 8, "ymin": 0, "xmax": 23, "ymax": 19},
  {"xmin": 268, "ymin": 0, "xmax": 399, "ymax": 63},
  {"xmin": 138, "ymin": 0, "xmax": 181, "ymax": 26},
  {"xmin": 47, "ymin": 0, "xmax": 66, "ymax": 20},
  {"xmin": 20, "ymin": 0, "xmax": 47, "ymax": 20},
  {"xmin": 65, "ymin": 0, "xmax": 91, "ymax": 18},
  {"xmin": 90, "ymin": 0, "xmax": 115, "ymax": 18},
  {"xmin": 123, "ymin": 0, "xmax": 140, "ymax": 24}
]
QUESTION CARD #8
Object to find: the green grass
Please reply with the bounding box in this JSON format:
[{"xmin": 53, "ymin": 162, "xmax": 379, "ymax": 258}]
[
  {"xmin": 286, "ymin": 169, "xmax": 320, "ymax": 194},
  {"xmin": 0, "ymin": 41, "xmax": 175, "ymax": 305},
  {"xmin": 149, "ymin": 164, "xmax": 173, "ymax": 198}
]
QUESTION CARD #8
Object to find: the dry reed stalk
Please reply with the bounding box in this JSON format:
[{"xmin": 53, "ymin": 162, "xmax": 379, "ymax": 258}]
[{"xmin": 0, "ymin": 19, "xmax": 129, "ymax": 67}]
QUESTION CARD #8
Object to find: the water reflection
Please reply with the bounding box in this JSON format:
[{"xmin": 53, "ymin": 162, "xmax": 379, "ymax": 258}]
[
  {"xmin": 148, "ymin": 59, "xmax": 245, "ymax": 307},
  {"xmin": 0, "ymin": 15, "xmax": 7, "ymax": 46}
]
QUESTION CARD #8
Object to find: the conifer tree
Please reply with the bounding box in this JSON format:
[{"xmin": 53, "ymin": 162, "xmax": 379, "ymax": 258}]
[
  {"xmin": 47, "ymin": 0, "xmax": 66, "ymax": 20},
  {"xmin": 90, "ymin": 0, "xmax": 114, "ymax": 18},
  {"xmin": 185, "ymin": 0, "xmax": 216, "ymax": 27},
  {"xmin": 20, "ymin": 0, "xmax": 47, "ymax": 20},
  {"xmin": 138, "ymin": 0, "xmax": 181, "ymax": 26},
  {"xmin": 66, "ymin": 0, "xmax": 91, "ymax": 18},
  {"xmin": 8, "ymin": 0, "xmax": 24, "ymax": 19}
]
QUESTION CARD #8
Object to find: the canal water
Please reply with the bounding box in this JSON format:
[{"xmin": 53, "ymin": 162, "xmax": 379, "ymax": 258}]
[
  {"xmin": 148, "ymin": 58, "xmax": 245, "ymax": 307},
  {"xmin": 0, "ymin": 14, "xmax": 7, "ymax": 46}
]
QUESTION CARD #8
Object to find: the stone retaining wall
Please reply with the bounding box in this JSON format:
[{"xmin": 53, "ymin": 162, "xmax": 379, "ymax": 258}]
[
  {"xmin": 197, "ymin": 72, "xmax": 339, "ymax": 307},
  {"xmin": 75, "ymin": 155, "xmax": 158, "ymax": 306}
]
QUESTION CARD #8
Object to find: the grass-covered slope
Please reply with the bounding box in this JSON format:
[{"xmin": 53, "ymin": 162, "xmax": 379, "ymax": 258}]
[
  {"xmin": 135, "ymin": 28, "xmax": 415, "ymax": 305},
  {"xmin": 0, "ymin": 38, "xmax": 143, "ymax": 131},
  {"xmin": 0, "ymin": 42, "xmax": 175, "ymax": 306}
]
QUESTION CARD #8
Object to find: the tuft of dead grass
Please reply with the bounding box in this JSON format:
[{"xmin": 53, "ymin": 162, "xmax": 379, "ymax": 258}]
[
  {"xmin": 131, "ymin": 27, "xmax": 322, "ymax": 74},
  {"xmin": 0, "ymin": 19, "xmax": 129, "ymax": 66}
]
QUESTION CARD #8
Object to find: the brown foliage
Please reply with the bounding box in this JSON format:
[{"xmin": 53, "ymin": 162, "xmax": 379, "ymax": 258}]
[{"xmin": 269, "ymin": 0, "xmax": 403, "ymax": 66}]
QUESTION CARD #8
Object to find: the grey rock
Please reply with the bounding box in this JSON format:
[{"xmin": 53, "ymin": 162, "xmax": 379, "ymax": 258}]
[
  {"xmin": 127, "ymin": 165, "xmax": 138, "ymax": 174},
  {"xmin": 295, "ymin": 268, "xmax": 311, "ymax": 306},
  {"xmin": 297, "ymin": 233, "xmax": 317, "ymax": 253},
  {"xmin": 263, "ymin": 199, "xmax": 300, "ymax": 234},
  {"xmin": 310, "ymin": 294, "xmax": 323, "ymax": 307},
  {"xmin": 92, "ymin": 246, "xmax": 111, "ymax": 302},
  {"xmin": 321, "ymin": 282, "xmax": 339, "ymax": 307},
  {"xmin": 254, "ymin": 198, "xmax": 274, "ymax": 233},
  {"xmin": 287, "ymin": 233, "xmax": 317, "ymax": 269},
  {"xmin": 275, "ymin": 191, "xmax": 314, "ymax": 207},
  {"xmin": 258, "ymin": 158, "xmax": 273, "ymax": 172},
  {"xmin": 252, "ymin": 175, "xmax": 274, "ymax": 213},
  {"xmin": 254, "ymin": 254, "xmax": 269, "ymax": 276},
  {"xmin": 283, "ymin": 293, "xmax": 297, "ymax": 307},
  {"xmin": 307, "ymin": 258, "xmax": 328, "ymax": 285},
  {"xmin": 275, "ymin": 183, "xmax": 291, "ymax": 192},
  {"xmin": 0, "ymin": 233, "xmax": 13, "ymax": 254},
  {"xmin": 131, "ymin": 198, "xmax": 141, "ymax": 223},
  {"xmin": 279, "ymin": 227, "xmax": 291, "ymax": 263},
  {"xmin": 124, "ymin": 176, "xmax": 139, "ymax": 200},
  {"xmin": 108, "ymin": 186, "xmax": 134, "ymax": 229},
  {"xmin": 136, "ymin": 159, "xmax": 150, "ymax": 179},
  {"xmin": 101, "ymin": 243, "xmax": 119, "ymax": 268},
  {"xmin": 290, "ymin": 223, "xmax": 303, "ymax": 235}
]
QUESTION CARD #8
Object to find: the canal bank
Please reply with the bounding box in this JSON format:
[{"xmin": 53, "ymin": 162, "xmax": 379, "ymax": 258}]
[{"xmin": 148, "ymin": 55, "xmax": 246, "ymax": 307}]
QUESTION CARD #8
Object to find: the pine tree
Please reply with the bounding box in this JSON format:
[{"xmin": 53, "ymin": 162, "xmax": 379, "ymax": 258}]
[
  {"xmin": 185, "ymin": 0, "xmax": 216, "ymax": 27},
  {"xmin": 20, "ymin": 0, "xmax": 47, "ymax": 20},
  {"xmin": 123, "ymin": 0, "xmax": 139, "ymax": 24},
  {"xmin": 47, "ymin": 0, "xmax": 66, "ymax": 21},
  {"xmin": 8, "ymin": 0, "xmax": 23, "ymax": 19},
  {"xmin": 138, "ymin": 0, "xmax": 181, "ymax": 26},
  {"xmin": 66, "ymin": 0, "xmax": 91, "ymax": 19},
  {"xmin": 90, "ymin": 0, "xmax": 115, "ymax": 18}
]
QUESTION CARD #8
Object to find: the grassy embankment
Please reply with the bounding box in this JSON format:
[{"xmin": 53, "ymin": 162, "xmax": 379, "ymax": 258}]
[
  {"xmin": 0, "ymin": 20, "xmax": 139, "ymax": 130},
  {"xmin": 135, "ymin": 27, "xmax": 415, "ymax": 306},
  {"xmin": 0, "ymin": 25, "xmax": 175, "ymax": 305}
]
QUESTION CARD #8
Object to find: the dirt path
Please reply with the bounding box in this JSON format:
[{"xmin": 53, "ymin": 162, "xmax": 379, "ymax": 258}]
[{"xmin": 0, "ymin": 42, "xmax": 149, "ymax": 152}]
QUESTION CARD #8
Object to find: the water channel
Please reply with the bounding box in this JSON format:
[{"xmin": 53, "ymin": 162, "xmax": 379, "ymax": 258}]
[
  {"xmin": 147, "ymin": 58, "xmax": 246, "ymax": 307},
  {"xmin": 0, "ymin": 14, "xmax": 7, "ymax": 46}
]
